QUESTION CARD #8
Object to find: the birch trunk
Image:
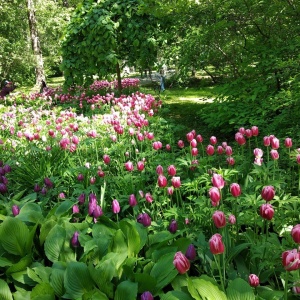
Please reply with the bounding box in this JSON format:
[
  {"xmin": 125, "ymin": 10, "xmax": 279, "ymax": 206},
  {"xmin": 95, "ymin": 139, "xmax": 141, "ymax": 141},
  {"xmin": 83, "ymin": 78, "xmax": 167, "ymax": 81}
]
[{"xmin": 27, "ymin": 0, "xmax": 45, "ymax": 86}]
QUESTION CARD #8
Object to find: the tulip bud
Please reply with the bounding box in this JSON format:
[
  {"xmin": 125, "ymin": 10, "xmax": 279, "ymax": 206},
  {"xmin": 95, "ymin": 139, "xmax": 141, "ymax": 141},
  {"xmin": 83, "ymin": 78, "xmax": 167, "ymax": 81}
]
[
  {"xmin": 185, "ymin": 244, "xmax": 196, "ymax": 260},
  {"xmin": 228, "ymin": 214, "xmax": 236, "ymax": 225},
  {"xmin": 196, "ymin": 134, "xmax": 203, "ymax": 143},
  {"xmin": 156, "ymin": 165, "xmax": 164, "ymax": 175},
  {"xmin": 253, "ymin": 148, "xmax": 263, "ymax": 158},
  {"xmin": 140, "ymin": 291, "xmax": 153, "ymax": 300},
  {"xmin": 260, "ymin": 203, "xmax": 274, "ymax": 220},
  {"xmin": 124, "ymin": 161, "xmax": 134, "ymax": 172},
  {"xmin": 44, "ymin": 177, "xmax": 53, "ymax": 188},
  {"xmin": 210, "ymin": 136, "xmax": 217, "ymax": 145},
  {"xmin": 230, "ymin": 183, "xmax": 241, "ymax": 197},
  {"xmin": 168, "ymin": 219, "xmax": 178, "ymax": 233},
  {"xmin": 263, "ymin": 136, "xmax": 271, "ymax": 147},
  {"xmin": 209, "ymin": 187, "xmax": 221, "ymax": 206},
  {"xmin": 270, "ymin": 137, "xmax": 280, "ymax": 149},
  {"xmin": 212, "ymin": 173, "xmax": 225, "ymax": 189},
  {"xmin": 72, "ymin": 205, "xmax": 79, "ymax": 214},
  {"xmin": 128, "ymin": 194, "xmax": 137, "ymax": 206},
  {"xmin": 212, "ymin": 210, "xmax": 226, "ymax": 228},
  {"xmin": 225, "ymin": 146, "xmax": 233, "ymax": 156},
  {"xmin": 291, "ymin": 224, "xmax": 300, "ymax": 244},
  {"xmin": 71, "ymin": 231, "xmax": 80, "ymax": 247},
  {"xmin": 177, "ymin": 140, "xmax": 185, "ymax": 149},
  {"xmin": 186, "ymin": 132, "xmax": 194, "ymax": 142},
  {"xmin": 157, "ymin": 175, "xmax": 167, "ymax": 188},
  {"xmin": 77, "ymin": 174, "xmax": 84, "ymax": 181},
  {"xmin": 209, "ymin": 233, "xmax": 225, "ymax": 255},
  {"xmin": 282, "ymin": 249, "xmax": 300, "ymax": 271},
  {"xmin": 270, "ymin": 149, "xmax": 279, "ymax": 160},
  {"xmin": 112, "ymin": 199, "xmax": 120, "ymax": 214},
  {"xmin": 171, "ymin": 177, "xmax": 181, "ymax": 188},
  {"xmin": 173, "ymin": 251, "xmax": 190, "ymax": 274},
  {"xmin": 137, "ymin": 161, "xmax": 145, "ymax": 171},
  {"xmin": 251, "ymin": 126, "xmax": 259, "ymax": 137},
  {"xmin": 235, "ymin": 132, "xmax": 246, "ymax": 145},
  {"xmin": 93, "ymin": 205, "xmax": 103, "ymax": 218},
  {"xmin": 261, "ymin": 185, "xmax": 275, "ymax": 201},
  {"xmin": 206, "ymin": 145, "xmax": 215, "ymax": 155},
  {"xmin": 103, "ymin": 154, "xmax": 110, "ymax": 164},
  {"xmin": 248, "ymin": 274, "xmax": 259, "ymax": 287},
  {"xmin": 137, "ymin": 213, "xmax": 151, "ymax": 227},
  {"xmin": 12, "ymin": 205, "xmax": 20, "ymax": 216},
  {"xmin": 145, "ymin": 192, "xmax": 153, "ymax": 203},
  {"xmin": 226, "ymin": 157, "xmax": 235, "ymax": 165},
  {"xmin": 78, "ymin": 193, "xmax": 85, "ymax": 205},
  {"xmin": 167, "ymin": 165, "xmax": 176, "ymax": 176},
  {"xmin": 285, "ymin": 137, "xmax": 293, "ymax": 148}
]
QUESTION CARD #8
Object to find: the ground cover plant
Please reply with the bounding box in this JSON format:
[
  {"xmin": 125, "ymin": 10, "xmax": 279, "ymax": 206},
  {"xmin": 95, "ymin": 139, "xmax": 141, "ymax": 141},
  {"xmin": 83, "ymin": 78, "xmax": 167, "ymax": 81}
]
[{"xmin": 1, "ymin": 79, "xmax": 300, "ymax": 299}]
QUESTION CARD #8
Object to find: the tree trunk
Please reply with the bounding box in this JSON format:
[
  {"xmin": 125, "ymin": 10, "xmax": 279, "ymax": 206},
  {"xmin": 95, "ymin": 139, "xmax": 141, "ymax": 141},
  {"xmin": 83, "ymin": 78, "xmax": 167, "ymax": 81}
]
[
  {"xmin": 116, "ymin": 62, "xmax": 122, "ymax": 95},
  {"xmin": 27, "ymin": 0, "xmax": 45, "ymax": 86}
]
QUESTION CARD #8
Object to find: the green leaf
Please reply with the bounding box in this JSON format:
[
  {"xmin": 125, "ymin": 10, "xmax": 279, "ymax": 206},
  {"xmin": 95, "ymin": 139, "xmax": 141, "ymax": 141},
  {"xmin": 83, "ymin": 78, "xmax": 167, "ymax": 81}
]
[
  {"xmin": 187, "ymin": 278, "xmax": 227, "ymax": 300},
  {"xmin": 119, "ymin": 219, "xmax": 140, "ymax": 257},
  {"xmin": 50, "ymin": 268, "xmax": 65, "ymax": 297},
  {"xmin": 0, "ymin": 278, "xmax": 13, "ymax": 300},
  {"xmin": 12, "ymin": 290, "xmax": 31, "ymax": 300},
  {"xmin": 6, "ymin": 255, "xmax": 32, "ymax": 275},
  {"xmin": 226, "ymin": 243, "xmax": 251, "ymax": 265},
  {"xmin": 226, "ymin": 278, "xmax": 255, "ymax": 300},
  {"xmin": 17, "ymin": 203, "xmax": 44, "ymax": 224},
  {"xmin": 160, "ymin": 290, "xmax": 193, "ymax": 300},
  {"xmin": 0, "ymin": 217, "xmax": 32, "ymax": 256},
  {"xmin": 0, "ymin": 256, "xmax": 12, "ymax": 267},
  {"xmin": 150, "ymin": 252, "xmax": 178, "ymax": 293},
  {"xmin": 31, "ymin": 282, "xmax": 55, "ymax": 300},
  {"xmin": 64, "ymin": 262, "xmax": 94, "ymax": 299},
  {"xmin": 55, "ymin": 200, "xmax": 75, "ymax": 216},
  {"xmin": 44, "ymin": 225, "xmax": 66, "ymax": 262},
  {"xmin": 83, "ymin": 289, "xmax": 109, "ymax": 300},
  {"xmin": 114, "ymin": 281, "xmax": 138, "ymax": 300},
  {"xmin": 134, "ymin": 273, "xmax": 157, "ymax": 293}
]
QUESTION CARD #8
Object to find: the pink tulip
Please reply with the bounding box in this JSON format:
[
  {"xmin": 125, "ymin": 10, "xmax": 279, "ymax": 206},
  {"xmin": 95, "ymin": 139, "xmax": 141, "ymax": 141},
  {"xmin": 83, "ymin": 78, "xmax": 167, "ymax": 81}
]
[
  {"xmin": 145, "ymin": 192, "xmax": 153, "ymax": 203},
  {"xmin": 210, "ymin": 136, "xmax": 217, "ymax": 145},
  {"xmin": 212, "ymin": 173, "xmax": 225, "ymax": 189},
  {"xmin": 209, "ymin": 187, "xmax": 221, "ymax": 206},
  {"xmin": 186, "ymin": 131, "xmax": 194, "ymax": 142},
  {"xmin": 217, "ymin": 146, "xmax": 223, "ymax": 155},
  {"xmin": 72, "ymin": 205, "xmax": 80, "ymax": 214},
  {"xmin": 270, "ymin": 149, "xmax": 279, "ymax": 160},
  {"xmin": 212, "ymin": 210, "xmax": 226, "ymax": 228},
  {"xmin": 71, "ymin": 231, "xmax": 80, "ymax": 247},
  {"xmin": 156, "ymin": 165, "xmax": 164, "ymax": 175},
  {"xmin": 12, "ymin": 205, "xmax": 20, "ymax": 216},
  {"xmin": 141, "ymin": 291, "xmax": 154, "ymax": 300},
  {"xmin": 125, "ymin": 161, "xmax": 134, "ymax": 172},
  {"xmin": 260, "ymin": 203, "xmax": 274, "ymax": 220},
  {"xmin": 225, "ymin": 146, "xmax": 233, "ymax": 156},
  {"xmin": 190, "ymin": 139, "xmax": 197, "ymax": 148},
  {"xmin": 235, "ymin": 132, "xmax": 246, "ymax": 145},
  {"xmin": 245, "ymin": 129, "xmax": 253, "ymax": 138},
  {"xmin": 112, "ymin": 199, "xmax": 120, "ymax": 214},
  {"xmin": 152, "ymin": 141, "xmax": 162, "ymax": 150},
  {"xmin": 209, "ymin": 233, "xmax": 225, "ymax": 255},
  {"xmin": 165, "ymin": 144, "xmax": 171, "ymax": 151},
  {"xmin": 173, "ymin": 251, "xmax": 190, "ymax": 274},
  {"xmin": 78, "ymin": 193, "xmax": 85, "ymax": 205},
  {"xmin": 196, "ymin": 134, "xmax": 203, "ymax": 143},
  {"xmin": 103, "ymin": 154, "xmax": 110, "ymax": 164},
  {"xmin": 206, "ymin": 145, "xmax": 214, "ymax": 155},
  {"xmin": 251, "ymin": 126, "xmax": 259, "ymax": 137},
  {"xmin": 137, "ymin": 161, "xmax": 145, "ymax": 171},
  {"xmin": 128, "ymin": 194, "xmax": 137, "ymax": 206},
  {"xmin": 230, "ymin": 183, "xmax": 241, "ymax": 197},
  {"xmin": 167, "ymin": 186, "xmax": 174, "ymax": 195},
  {"xmin": 167, "ymin": 165, "xmax": 176, "ymax": 176},
  {"xmin": 178, "ymin": 140, "xmax": 185, "ymax": 149},
  {"xmin": 158, "ymin": 175, "xmax": 167, "ymax": 188},
  {"xmin": 137, "ymin": 213, "xmax": 151, "ymax": 227},
  {"xmin": 191, "ymin": 147, "xmax": 198, "ymax": 156},
  {"xmin": 254, "ymin": 157, "xmax": 263, "ymax": 166},
  {"xmin": 285, "ymin": 138, "xmax": 292, "ymax": 148},
  {"xmin": 248, "ymin": 274, "xmax": 259, "ymax": 287},
  {"xmin": 253, "ymin": 148, "xmax": 263, "ymax": 158},
  {"xmin": 282, "ymin": 249, "xmax": 300, "ymax": 271},
  {"xmin": 228, "ymin": 214, "xmax": 236, "ymax": 225},
  {"xmin": 291, "ymin": 224, "xmax": 300, "ymax": 244},
  {"xmin": 297, "ymin": 155, "xmax": 300, "ymax": 165},
  {"xmin": 261, "ymin": 185, "xmax": 275, "ymax": 201},
  {"xmin": 271, "ymin": 137, "xmax": 280, "ymax": 149},
  {"xmin": 263, "ymin": 136, "xmax": 271, "ymax": 147},
  {"xmin": 171, "ymin": 177, "xmax": 181, "ymax": 188},
  {"xmin": 239, "ymin": 127, "xmax": 245, "ymax": 134}
]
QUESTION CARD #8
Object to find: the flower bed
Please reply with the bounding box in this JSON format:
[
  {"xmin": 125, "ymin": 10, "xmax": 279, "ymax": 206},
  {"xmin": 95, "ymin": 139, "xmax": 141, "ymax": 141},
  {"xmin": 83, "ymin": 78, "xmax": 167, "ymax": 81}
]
[{"xmin": 0, "ymin": 79, "xmax": 299, "ymax": 299}]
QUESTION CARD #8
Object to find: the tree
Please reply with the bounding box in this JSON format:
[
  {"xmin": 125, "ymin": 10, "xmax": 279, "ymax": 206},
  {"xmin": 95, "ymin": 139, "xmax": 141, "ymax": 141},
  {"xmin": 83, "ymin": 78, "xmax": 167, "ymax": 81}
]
[{"xmin": 61, "ymin": 0, "xmax": 160, "ymax": 92}]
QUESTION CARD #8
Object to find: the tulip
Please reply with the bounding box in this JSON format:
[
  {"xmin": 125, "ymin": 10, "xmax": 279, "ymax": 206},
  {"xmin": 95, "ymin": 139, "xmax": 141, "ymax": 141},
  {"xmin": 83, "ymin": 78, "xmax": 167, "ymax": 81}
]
[
  {"xmin": 145, "ymin": 192, "xmax": 153, "ymax": 203},
  {"xmin": 3, "ymin": 164, "xmax": 11, "ymax": 173},
  {"xmin": 167, "ymin": 165, "xmax": 176, "ymax": 176},
  {"xmin": 209, "ymin": 187, "xmax": 221, "ymax": 206},
  {"xmin": 235, "ymin": 132, "xmax": 246, "ymax": 145},
  {"xmin": 88, "ymin": 193, "xmax": 97, "ymax": 216},
  {"xmin": 125, "ymin": 161, "xmax": 134, "ymax": 172},
  {"xmin": 248, "ymin": 274, "xmax": 259, "ymax": 287},
  {"xmin": 71, "ymin": 231, "xmax": 80, "ymax": 248},
  {"xmin": 137, "ymin": 161, "xmax": 145, "ymax": 171},
  {"xmin": 212, "ymin": 173, "xmax": 225, "ymax": 189},
  {"xmin": 191, "ymin": 147, "xmax": 198, "ymax": 156},
  {"xmin": 72, "ymin": 205, "xmax": 80, "ymax": 214},
  {"xmin": 206, "ymin": 144, "xmax": 214, "ymax": 155},
  {"xmin": 190, "ymin": 139, "xmax": 197, "ymax": 148},
  {"xmin": 270, "ymin": 149, "xmax": 279, "ymax": 160},
  {"xmin": 209, "ymin": 233, "xmax": 225, "ymax": 255},
  {"xmin": 157, "ymin": 175, "xmax": 167, "ymax": 188},
  {"xmin": 97, "ymin": 169, "xmax": 105, "ymax": 177},
  {"xmin": 225, "ymin": 146, "xmax": 233, "ymax": 156},
  {"xmin": 12, "ymin": 205, "xmax": 20, "ymax": 216},
  {"xmin": 173, "ymin": 251, "xmax": 190, "ymax": 274},
  {"xmin": 93, "ymin": 205, "xmax": 103, "ymax": 218},
  {"xmin": 293, "ymin": 286, "xmax": 300, "ymax": 294},
  {"xmin": 58, "ymin": 192, "xmax": 65, "ymax": 199},
  {"xmin": 140, "ymin": 291, "xmax": 153, "ymax": 300},
  {"xmin": 78, "ymin": 193, "xmax": 85, "ymax": 205},
  {"xmin": 128, "ymin": 194, "xmax": 137, "ymax": 206},
  {"xmin": 112, "ymin": 199, "xmax": 120, "ymax": 214},
  {"xmin": 226, "ymin": 157, "xmax": 235, "ymax": 165},
  {"xmin": 196, "ymin": 134, "xmax": 203, "ymax": 143},
  {"xmin": 228, "ymin": 214, "xmax": 236, "ymax": 225},
  {"xmin": 212, "ymin": 211, "xmax": 226, "ymax": 228},
  {"xmin": 169, "ymin": 219, "xmax": 178, "ymax": 233},
  {"xmin": 210, "ymin": 136, "xmax": 217, "ymax": 145},
  {"xmin": 217, "ymin": 146, "xmax": 223, "ymax": 155},
  {"xmin": 34, "ymin": 183, "xmax": 41, "ymax": 192},
  {"xmin": 253, "ymin": 148, "xmax": 263, "ymax": 158},
  {"xmin": 156, "ymin": 165, "xmax": 164, "ymax": 175},
  {"xmin": 152, "ymin": 141, "xmax": 162, "ymax": 150},
  {"xmin": 90, "ymin": 177, "xmax": 96, "ymax": 184},
  {"xmin": 167, "ymin": 186, "xmax": 174, "ymax": 195},
  {"xmin": 271, "ymin": 137, "xmax": 280, "ymax": 149},
  {"xmin": 285, "ymin": 137, "xmax": 293, "ymax": 148},
  {"xmin": 230, "ymin": 183, "xmax": 241, "ymax": 197},
  {"xmin": 291, "ymin": 224, "xmax": 300, "ymax": 243},
  {"xmin": 185, "ymin": 244, "xmax": 196, "ymax": 260},
  {"xmin": 239, "ymin": 127, "xmax": 245, "ymax": 134},
  {"xmin": 103, "ymin": 154, "xmax": 110, "ymax": 164},
  {"xmin": 165, "ymin": 144, "xmax": 171, "ymax": 151},
  {"xmin": 263, "ymin": 136, "xmax": 271, "ymax": 147},
  {"xmin": 282, "ymin": 249, "xmax": 300, "ymax": 271},
  {"xmin": 245, "ymin": 129, "xmax": 252, "ymax": 138},
  {"xmin": 77, "ymin": 174, "xmax": 84, "ymax": 181},
  {"xmin": 260, "ymin": 203, "xmax": 274, "ymax": 220},
  {"xmin": 177, "ymin": 140, "xmax": 185, "ymax": 149},
  {"xmin": 171, "ymin": 177, "xmax": 181, "ymax": 188},
  {"xmin": 261, "ymin": 185, "xmax": 275, "ymax": 201},
  {"xmin": 44, "ymin": 177, "xmax": 53, "ymax": 188},
  {"xmin": 137, "ymin": 213, "xmax": 151, "ymax": 227},
  {"xmin": 186, "ymin": 131, "xmax": 194, "ymax": 142},
  {"xmin": 251, "ymin": 126, "xmax": 259, "ymax": 137}
]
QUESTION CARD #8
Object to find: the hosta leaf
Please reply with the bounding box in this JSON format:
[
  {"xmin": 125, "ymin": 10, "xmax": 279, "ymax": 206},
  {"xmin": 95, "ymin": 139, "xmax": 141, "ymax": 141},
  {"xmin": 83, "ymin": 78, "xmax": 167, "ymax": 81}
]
[
  {"xmin": 110, "ymin": 229, "xmax": 128, "ymax": 254},
  {"xmin": 55, "ymin": 200, "xmax": 75, "ymax": 216},
  {"xmin": 134, "ymin": 273, "xmax": 157, "ymax": 293},
  {"xmin": 50, "ymin": 268, "xmax": 65, "ymax": 297},
  {"xmin": 188, "ymin": 278, "xmax": 227, "ymax": 300},
  {"xmin": 83, "ymin": 289, "xmax": 109, "ymax": 300},
  {"xmin": 226, "ymin": 278, "xmax": 255, "ymax": 300},
  {"xmin": 0, "ymin": 217, "xmax": 32, "ymax": 256},
  {"xmin": 114, "ymin": 281, "xmax": 138, "ymax": 300},
  {"xmin": 39, "ymin": 219, "xmax": 57, "ymax": 245},
  {"xmin": 119, "ymin": 219, "xmax": 140, "ymax": 257},
  {"xmin": 6, "ymin": 255, "xmax": 32, "ymax": 275},
  {"xmin": 12, "ymin": 290, "xmax": 31, "ymax": 300},
  {"xmin": 44, "ymin": 225, "xmax": 65, "ymax": 262},
  {"xmin": 31, "ymin": 282, "xmax": 55, "ymax": 300},
  {"xmin": 160, "ymin": 290, "xmax": 193, "ymax": 300},
  {"xmin": 64, "ymin": 261, "xmax": 94, "ymax": 299},
  {"xmin": 150, "ymin": 252, "xmax": 178, "ymax": 292},
  {"xmin": 0, "ymin": 278, "xmax": 13, "ymax": 300},
  {"xmin": 0, "ymin": 256, "xmax": 12, "ymax": 267},
  {"xmin": 17, "ymin": 203, "xmax": 43, "ymax": 224}
]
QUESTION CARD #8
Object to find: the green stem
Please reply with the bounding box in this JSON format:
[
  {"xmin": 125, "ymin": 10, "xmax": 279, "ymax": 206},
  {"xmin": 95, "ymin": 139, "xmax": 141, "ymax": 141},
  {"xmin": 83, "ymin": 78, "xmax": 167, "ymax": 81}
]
[
  {"xmin": 284, "ymin": 270, "xmax": 289, "ymax": 300},
  {"xmin": 215, "ymin": 254, "xmax": 225, "ymax": 292}
]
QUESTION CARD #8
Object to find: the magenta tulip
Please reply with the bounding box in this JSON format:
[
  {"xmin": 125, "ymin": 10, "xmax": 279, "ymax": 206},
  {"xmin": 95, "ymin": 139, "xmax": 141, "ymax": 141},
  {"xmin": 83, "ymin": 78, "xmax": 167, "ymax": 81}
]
[
  {"xmin": 285, "ymin": 137, "xmax": 293, "ymax": 148},
  {"xmin": 140, "ymin": 291, "xmax": 153, "ymax": 300},
  {"xmin": 228, "ymin": 214, "xmax": 236, "ymax": 225},
  {"xmin": 291, "ymin": 224, "xmax": 300, "ymax": 243},
  {"xmin": 282, "ymin": 249, "xmax": 300, "ymax": 271},
  {"xmin": 212, "ymin": 210, "xmax": 226, "ymax": 228},
  {"xmin": 209, "ymin": 187, "xmax": 221, "ymax": 206},
  {"xmin": 171, "ymin": 177, "xmax": 181, "ymax": 188},
  {"xmin": 125, "ymin": 161, "xmax": 134, "ymax": 172},
  {"xmin": 261, "ymin": 185, "xmax": 275, "ymax": 201},
  {"xmin": 12, "ymin": 205, "xmax": 20, "ymax": 216},
  {"xmin": 186, "ymin": 131, "xmax": 194, "ymax": 142},
  {"xmin": 112, "ymin": 199, "xmax": 120, "ymax": 214},
  {"xmin": 270, "ymin": 149, "xmax": 279, "ymax": 160},
  {"xmin": 225, "ymin": 146, "xmax": 233, "ymax": 156},
  {"xmin": 185, "ymin": 244, "xmax": 196, "ymax": 260},
  {"xmin": 103, "ymin": 154, "xmax": 110, "ymax": 164},
  {"xmin": 158, "ymin": 175, "xmax": 167, "ymax": 188},
  {"xmin": 248, "ymin": 274, "xmax": 259, "ymax": 287},
  {"xmin": 173, "ymin": 251, "xmax": 190, "ymax": 274},
  {"xmin": 226, "ymin": 157, "xmax": 235, "ymax": 165},
  {"xmin": 206, "ymin": 144, "xmax": 214, "ymax": 155},
  {"xmin": 263, "ymin": 136, "xmax": 271, "ymax": 147},
  {"xmin": 230, "ymin": 183, "xmax": 241, "ymax": 197},
  {"xmin": 270, "ymin": 137, "xmax": 280, "ymax": 149},
  {"xmin": 128, "ymin": 194, "xmax": 137, "ymax": 206},
  {"xmin": 78, "ymin": 193, "xmax": 85, "ymax": 205},
  {"xmin": 167, "ymin": 165, "xmax": 176, "ymax": 176},
  {"xmin": 177, "ymin": 140, "xmax": 185, "ymax": 148},
  {"xmin": 145, "ymin": 192, "xmax": 153, "ymax": 203},
  {"xmin": 72, "ymin": 205, "xmax": 79, "ymax": 214},
  {"xmin": 210, "ymin": 136, "xmax": 217, "ymax": 145},
  {"xmin": 260, "ymin": 203, "xmax": 274, "ymax": 220},
  {"xmin": 209, "ymin": 233, "xmax": 225, "ymax": 255},
  {"xmin": 71, "ymin": 231, "xmax": 80, "ymax": 247},
  {"xmin": 196, "ymin": 134, "xmax": 203, "ymax": 143},
  {"xmin": 212, "ymin": 173, "xmax": 225, "ymax": 189},
  {"xmin": 251, "ymin": 126, "xmax": 259, "ymax": 137},
  {"xmin": 169, "ymin": 219, "xmax": 178, "ymax": 233},
  {"xmin": 137, "ymin": 161, "xmax": 145, "ymax": 171},
  {"xmin": 137, "ymin": 213, "xmax": 151, "ymax": 227},
  {"xmin": 191, "ymin": 147, "xmax": 198, "ymax": 156},
  {"xmin": 235, "ymin": 132, "xmax": 246, "ymax": 145},
  {"xmin": 253, "ymin": 148, "xmax": 263, "ymax": 158},
  {"xmin": 156, "ymin": 165, "xmax": 164, "ymax": 175}
]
